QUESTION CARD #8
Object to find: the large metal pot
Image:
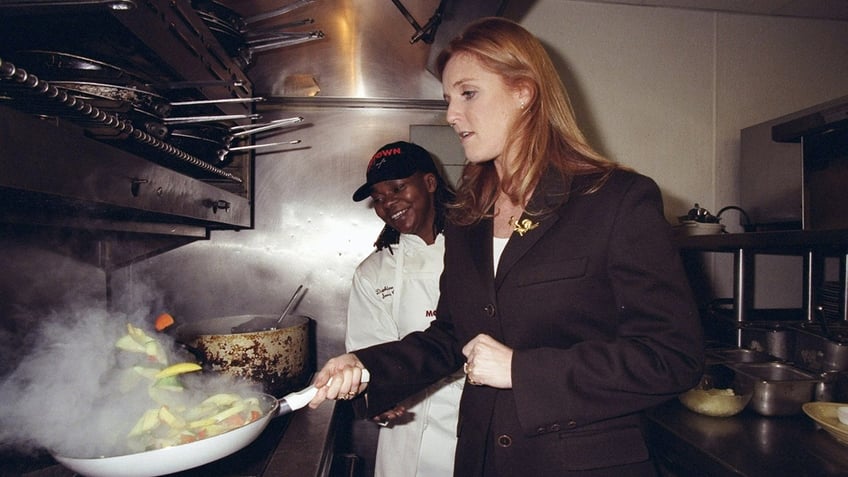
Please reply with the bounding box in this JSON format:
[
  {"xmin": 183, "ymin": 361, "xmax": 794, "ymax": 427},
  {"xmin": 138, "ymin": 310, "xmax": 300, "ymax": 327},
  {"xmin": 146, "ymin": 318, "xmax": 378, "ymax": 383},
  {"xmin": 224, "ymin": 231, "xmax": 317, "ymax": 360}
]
[{"xmin": 176, "ymin": 314, "xmax": 312, "ymax": 397}]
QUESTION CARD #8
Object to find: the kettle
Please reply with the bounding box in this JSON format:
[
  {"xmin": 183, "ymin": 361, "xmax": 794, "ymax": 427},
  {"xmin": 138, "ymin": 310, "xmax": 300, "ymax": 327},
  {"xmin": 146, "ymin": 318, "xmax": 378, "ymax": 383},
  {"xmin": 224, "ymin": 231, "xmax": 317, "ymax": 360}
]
[{"xmin": 683, "ymin": 203, "xmax": 720, "ymax": 223}]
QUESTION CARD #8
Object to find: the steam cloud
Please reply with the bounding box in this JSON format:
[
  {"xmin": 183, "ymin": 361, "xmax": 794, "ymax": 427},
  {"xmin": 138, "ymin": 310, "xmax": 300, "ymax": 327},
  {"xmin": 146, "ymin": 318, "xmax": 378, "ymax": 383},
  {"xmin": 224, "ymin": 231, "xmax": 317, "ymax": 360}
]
[{"xmin": 0, "ymin": 304, "xmax": 260, "ymax": 459}]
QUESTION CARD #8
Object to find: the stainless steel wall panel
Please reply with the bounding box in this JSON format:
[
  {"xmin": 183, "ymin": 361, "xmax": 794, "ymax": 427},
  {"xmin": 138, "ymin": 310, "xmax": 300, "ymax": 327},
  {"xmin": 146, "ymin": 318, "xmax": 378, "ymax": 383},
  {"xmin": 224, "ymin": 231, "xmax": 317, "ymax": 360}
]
[
  {"xmin": 109, "ymin": 104, "xmax": 448, "ymax": 365},
  {"xmin": 0, "ymin": 106, "xmax": 251, "ymax": 229},
  {"xmin": 245, "ymin": 0, "xmax": 445, "ymax": 100}
]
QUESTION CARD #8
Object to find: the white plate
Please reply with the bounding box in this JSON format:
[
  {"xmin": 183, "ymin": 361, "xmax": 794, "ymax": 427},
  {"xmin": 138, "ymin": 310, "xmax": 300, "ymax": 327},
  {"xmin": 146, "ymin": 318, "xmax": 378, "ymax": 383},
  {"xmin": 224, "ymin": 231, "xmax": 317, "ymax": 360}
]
[{"xmin": 803, "ymin": 402, "xmax": 848, "ymax": 446}]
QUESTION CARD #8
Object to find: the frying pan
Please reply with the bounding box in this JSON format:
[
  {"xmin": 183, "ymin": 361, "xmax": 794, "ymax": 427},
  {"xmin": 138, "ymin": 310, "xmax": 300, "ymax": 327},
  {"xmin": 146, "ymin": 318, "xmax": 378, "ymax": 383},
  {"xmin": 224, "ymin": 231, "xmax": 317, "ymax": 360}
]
[
  {"xmin": 10, "ymin": 49, "xmax": 153, "ymax": 85},
  {"xmin": 46, "ymin": 80, "xmax": 263, "ymax": 142},
  {"xmin": 13, "ymin": 50, "xmax": 246, "ymax": 91},
  {"xmin": 52, "ymin": 370, "xmax": 369, "ymax": 477},
  {"xmin": 48, "ymin": 80, "xmax": 261, "ymax": 119}
]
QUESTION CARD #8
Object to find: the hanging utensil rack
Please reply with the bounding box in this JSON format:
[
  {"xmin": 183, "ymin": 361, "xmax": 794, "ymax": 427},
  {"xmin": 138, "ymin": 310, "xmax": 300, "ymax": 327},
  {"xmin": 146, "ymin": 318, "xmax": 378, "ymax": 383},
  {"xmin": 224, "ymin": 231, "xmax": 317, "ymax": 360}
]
[
  {"xmin": 0, "ymin": 0, "xmax": 267, "ymax": 186},
  {"xmin": 0, "ymin": 57, "xmax": 241, "ymax": 182},
  {"xmin": 0, "ymin": 0, "xmax": 280, "ymax": 234}
]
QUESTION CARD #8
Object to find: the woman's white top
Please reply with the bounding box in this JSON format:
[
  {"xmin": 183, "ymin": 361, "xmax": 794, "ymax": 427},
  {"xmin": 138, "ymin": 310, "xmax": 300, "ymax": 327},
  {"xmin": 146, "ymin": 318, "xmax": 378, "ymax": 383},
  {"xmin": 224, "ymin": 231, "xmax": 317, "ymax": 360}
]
[
  {"xmin": 493, "ymin": 236, "xmax": 509, "ymax": 272},
  {"xmin": 346, "ymin": 233, "xmax": 464, "ymax": 477}
]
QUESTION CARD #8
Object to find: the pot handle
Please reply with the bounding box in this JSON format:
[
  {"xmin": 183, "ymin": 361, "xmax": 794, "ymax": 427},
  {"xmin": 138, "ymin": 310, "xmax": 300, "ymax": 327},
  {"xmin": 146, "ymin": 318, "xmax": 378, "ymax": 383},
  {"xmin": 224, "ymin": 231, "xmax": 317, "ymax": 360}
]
[{"xmin": 277, "ymin": 369, "xmax": 371, "ymax": 416}]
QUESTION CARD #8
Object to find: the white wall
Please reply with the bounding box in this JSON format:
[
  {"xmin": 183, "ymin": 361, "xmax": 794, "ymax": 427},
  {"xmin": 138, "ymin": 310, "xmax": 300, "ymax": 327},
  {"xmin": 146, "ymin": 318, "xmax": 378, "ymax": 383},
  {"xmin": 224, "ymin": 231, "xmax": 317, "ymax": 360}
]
[
  {"xmin": 715, "ymin": 14, "xmax": 848, "ymax": 213},
  {"xmin": 504, "ymin": 1, "xmax": 847, "ymax": 307},
  {"xmin": 508, "ymin": 0, "xmax": 848, "ymax": 222}
]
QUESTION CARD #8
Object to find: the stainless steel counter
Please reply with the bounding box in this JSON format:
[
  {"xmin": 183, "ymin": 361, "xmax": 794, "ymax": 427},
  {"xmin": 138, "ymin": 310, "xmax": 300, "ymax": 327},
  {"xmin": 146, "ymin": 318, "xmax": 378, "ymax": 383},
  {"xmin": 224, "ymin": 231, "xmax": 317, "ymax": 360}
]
[
  {"xmin": 645, "ymin": 400, "xmax": 848, "ymax": 477},
  {"xmin": 264, "ymin": 402, "xmax": 338, "ymax": 477}
]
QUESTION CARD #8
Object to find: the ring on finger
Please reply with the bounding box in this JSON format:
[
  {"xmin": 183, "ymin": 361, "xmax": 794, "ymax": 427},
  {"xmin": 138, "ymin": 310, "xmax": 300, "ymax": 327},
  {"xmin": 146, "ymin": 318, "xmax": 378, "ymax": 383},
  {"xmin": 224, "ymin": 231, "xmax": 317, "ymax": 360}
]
[{"xmin": 463, "ymin": 362, "xmax": 472, "ymax": 374}]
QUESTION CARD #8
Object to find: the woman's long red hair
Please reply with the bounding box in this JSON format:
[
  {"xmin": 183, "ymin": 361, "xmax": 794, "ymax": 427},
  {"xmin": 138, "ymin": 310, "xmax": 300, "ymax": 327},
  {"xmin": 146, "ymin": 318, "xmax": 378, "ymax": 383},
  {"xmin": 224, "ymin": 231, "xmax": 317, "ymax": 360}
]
[{"xmin": 436, "ymin": 17, "xmax": 622, "ymax": 225}]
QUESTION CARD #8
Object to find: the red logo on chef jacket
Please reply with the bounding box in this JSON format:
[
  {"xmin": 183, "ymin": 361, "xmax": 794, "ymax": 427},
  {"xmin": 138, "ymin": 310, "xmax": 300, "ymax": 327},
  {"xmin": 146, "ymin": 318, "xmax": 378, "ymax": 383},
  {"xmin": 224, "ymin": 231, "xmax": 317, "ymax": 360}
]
[{"xmin": 426, "ymin": 309, "xmax": 437, "ymax": 318}]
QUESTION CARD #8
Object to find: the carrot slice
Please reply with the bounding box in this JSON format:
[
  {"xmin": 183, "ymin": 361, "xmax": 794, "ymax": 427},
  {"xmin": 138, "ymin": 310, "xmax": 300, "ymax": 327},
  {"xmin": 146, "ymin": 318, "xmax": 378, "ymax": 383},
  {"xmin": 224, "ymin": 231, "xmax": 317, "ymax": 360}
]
[{"xmin": 154, "ymin": 313, "xmax": 175, "ymax": 332}]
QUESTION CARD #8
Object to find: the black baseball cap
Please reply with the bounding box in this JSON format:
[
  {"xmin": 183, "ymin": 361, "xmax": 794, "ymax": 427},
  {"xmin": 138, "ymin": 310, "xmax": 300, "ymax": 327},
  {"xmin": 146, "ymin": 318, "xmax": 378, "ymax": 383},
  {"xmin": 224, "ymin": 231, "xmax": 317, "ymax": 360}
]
[{"xmin": 352, "ymin": 141, "xmax": 438, "ymax": 201}]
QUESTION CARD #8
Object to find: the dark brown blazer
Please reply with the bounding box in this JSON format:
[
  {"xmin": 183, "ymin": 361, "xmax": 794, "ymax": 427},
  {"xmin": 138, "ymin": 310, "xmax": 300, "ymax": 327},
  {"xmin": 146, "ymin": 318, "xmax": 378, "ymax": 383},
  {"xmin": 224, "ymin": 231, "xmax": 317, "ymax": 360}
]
[{"xmin": 354, "ymin": 168, "xmax": 704, "ymax": 476}]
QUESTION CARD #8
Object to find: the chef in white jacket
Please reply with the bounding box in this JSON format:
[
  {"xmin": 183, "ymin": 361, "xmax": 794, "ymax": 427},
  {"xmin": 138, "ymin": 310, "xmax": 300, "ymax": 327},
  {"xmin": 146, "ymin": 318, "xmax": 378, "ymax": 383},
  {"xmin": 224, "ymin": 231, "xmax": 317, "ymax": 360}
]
[{"xmin": 346, "ymin": 141, "xmax": 464, "ymax": 477}]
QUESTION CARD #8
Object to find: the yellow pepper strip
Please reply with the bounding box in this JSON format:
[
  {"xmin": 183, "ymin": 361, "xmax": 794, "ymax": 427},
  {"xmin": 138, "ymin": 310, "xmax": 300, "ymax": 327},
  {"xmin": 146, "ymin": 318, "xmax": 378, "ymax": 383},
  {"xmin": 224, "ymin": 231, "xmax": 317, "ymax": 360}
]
[{"xmin": 155, "ymin": 362, "xmax": 202, "ymax": 379}]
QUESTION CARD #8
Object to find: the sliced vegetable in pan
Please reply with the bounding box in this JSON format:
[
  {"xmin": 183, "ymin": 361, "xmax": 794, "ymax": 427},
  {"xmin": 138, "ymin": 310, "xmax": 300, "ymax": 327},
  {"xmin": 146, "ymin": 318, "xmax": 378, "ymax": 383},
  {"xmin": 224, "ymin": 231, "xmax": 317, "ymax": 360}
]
[
  {"xmin": 115, "ymin": 323, "xmax": 168, "ymax": 364},
  {"xmin": 113, "ymin": 322, "xmax": 264, "ymax": 453}
]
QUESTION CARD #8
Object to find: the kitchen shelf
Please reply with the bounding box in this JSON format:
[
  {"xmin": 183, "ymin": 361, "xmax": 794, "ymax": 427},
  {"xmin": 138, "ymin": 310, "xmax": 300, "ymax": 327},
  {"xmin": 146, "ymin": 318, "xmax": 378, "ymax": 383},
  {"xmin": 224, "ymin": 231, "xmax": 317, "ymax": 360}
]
[
  {"xmin": 676, "ymin": 229, "xmax": 848, "ymax": 254},
  {"xmin": 676, "ymin": 230, "xmax": 848, "ymax": 334}
]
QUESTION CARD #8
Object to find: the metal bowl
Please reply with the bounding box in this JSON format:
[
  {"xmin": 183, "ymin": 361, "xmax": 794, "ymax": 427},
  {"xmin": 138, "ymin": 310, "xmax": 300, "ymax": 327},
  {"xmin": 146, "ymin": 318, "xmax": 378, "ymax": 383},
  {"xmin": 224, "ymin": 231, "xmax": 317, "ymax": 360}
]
[{"xmin": 730, "ymin": 362, "xmax": 818, "ymax": 416}]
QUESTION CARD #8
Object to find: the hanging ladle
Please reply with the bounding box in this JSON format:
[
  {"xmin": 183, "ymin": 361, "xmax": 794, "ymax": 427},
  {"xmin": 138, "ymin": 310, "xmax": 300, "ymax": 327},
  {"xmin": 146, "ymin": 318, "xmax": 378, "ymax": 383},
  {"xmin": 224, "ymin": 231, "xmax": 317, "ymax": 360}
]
[{"xmin": 231, "ymin": 285, "xmax": 306, "ymax": 333}]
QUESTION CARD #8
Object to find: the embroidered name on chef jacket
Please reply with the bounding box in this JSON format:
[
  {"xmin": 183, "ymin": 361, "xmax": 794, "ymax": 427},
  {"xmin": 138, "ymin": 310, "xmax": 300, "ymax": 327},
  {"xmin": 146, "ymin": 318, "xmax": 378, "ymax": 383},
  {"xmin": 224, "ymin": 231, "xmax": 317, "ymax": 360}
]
[{"xmin": 374, "ymin": 286, "xmax": 436, "ymax": 317}]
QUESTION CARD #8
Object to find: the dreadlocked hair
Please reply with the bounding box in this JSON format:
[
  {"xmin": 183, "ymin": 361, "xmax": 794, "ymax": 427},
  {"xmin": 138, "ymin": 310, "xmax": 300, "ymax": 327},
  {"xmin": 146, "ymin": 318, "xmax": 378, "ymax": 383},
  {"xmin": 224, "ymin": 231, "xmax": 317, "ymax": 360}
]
[{"xmin": 373, "ymin": 173, "xmax": 456, "ymax": 252}]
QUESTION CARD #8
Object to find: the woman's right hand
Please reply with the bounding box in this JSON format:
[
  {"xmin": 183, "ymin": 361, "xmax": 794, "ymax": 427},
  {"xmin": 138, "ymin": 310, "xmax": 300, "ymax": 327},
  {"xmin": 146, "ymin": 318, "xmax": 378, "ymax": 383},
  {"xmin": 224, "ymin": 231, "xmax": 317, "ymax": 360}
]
[{"xmin": 308, "ymin": 353, "xmax": 370, "ymax": 408}]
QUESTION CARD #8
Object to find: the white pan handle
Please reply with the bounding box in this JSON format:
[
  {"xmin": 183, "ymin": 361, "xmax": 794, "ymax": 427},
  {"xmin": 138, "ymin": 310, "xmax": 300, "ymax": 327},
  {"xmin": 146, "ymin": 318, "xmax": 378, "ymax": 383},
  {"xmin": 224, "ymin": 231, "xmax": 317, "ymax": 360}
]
[{"xmin": 277, "ymin": 368, "xmax": 371, "ymax": 415}]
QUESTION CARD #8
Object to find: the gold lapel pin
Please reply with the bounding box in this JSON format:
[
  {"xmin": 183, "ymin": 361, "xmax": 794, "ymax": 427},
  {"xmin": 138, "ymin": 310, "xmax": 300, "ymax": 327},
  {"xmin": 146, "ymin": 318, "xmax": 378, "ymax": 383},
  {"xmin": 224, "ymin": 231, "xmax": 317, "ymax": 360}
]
[{"xmin": 509, "ymin": 216, "xmax": 539, "ymax": 237}]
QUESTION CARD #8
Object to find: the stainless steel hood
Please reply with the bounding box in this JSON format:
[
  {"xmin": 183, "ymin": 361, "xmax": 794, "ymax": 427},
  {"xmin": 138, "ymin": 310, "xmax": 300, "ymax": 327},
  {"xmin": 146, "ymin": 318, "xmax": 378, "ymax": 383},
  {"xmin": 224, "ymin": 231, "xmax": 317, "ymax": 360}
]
[{"xmin": 244, "ymin": 0, "xmax": 509, "ymax": 99}]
